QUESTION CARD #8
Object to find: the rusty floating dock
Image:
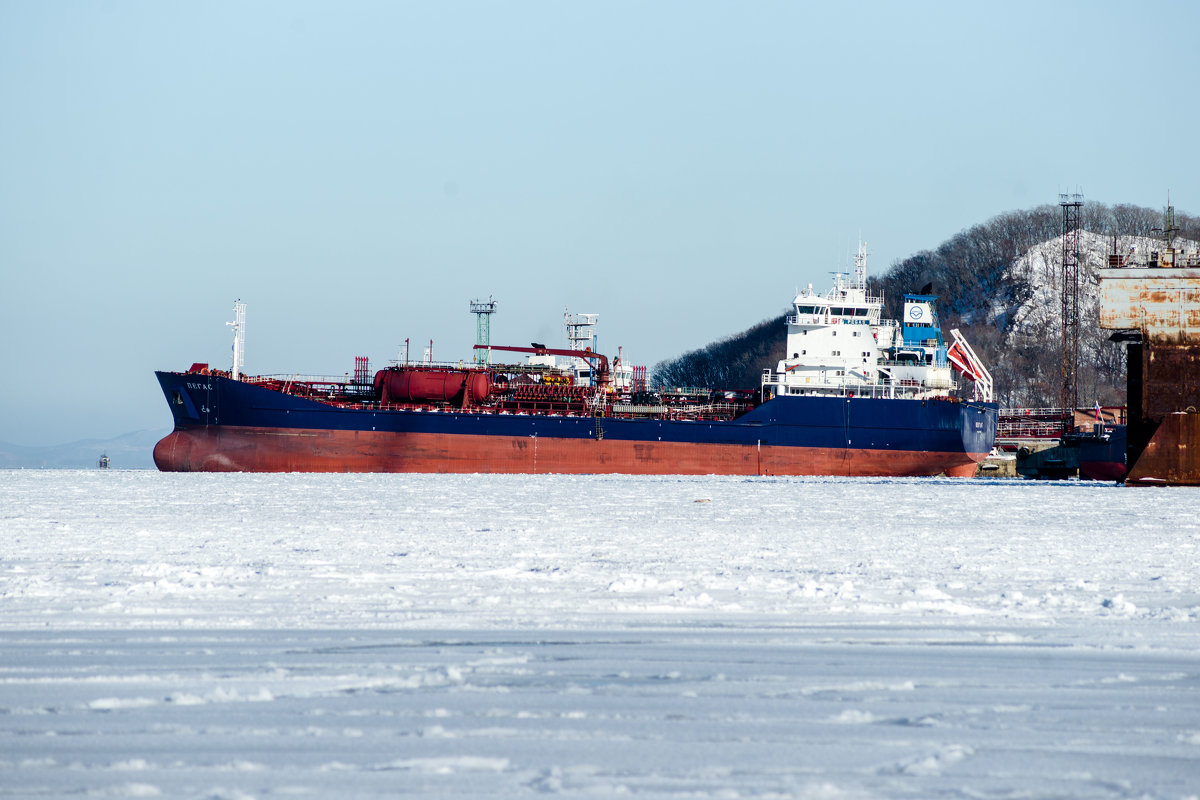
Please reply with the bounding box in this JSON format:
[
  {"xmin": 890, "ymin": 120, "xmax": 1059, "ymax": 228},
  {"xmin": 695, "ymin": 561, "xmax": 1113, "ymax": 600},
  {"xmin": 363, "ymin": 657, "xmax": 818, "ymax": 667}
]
[{"xmin": 1099, "ymin": 231, "xmax": 1200, "ymax": 485}]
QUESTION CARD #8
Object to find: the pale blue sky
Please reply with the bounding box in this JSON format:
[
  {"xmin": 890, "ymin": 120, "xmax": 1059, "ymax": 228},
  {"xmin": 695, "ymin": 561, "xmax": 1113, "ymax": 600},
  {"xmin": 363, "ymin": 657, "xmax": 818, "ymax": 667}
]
[{"xmin": 2, "ymin": 0, "xmax": 1197, "ymax": 446}]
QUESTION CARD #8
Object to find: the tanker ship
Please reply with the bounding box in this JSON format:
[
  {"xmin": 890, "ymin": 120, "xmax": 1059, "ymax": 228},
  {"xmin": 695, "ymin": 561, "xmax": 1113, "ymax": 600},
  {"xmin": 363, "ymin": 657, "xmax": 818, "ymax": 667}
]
[{"xmin": 154, "ymin": 247, "xmax": 998, "ymax": 476}]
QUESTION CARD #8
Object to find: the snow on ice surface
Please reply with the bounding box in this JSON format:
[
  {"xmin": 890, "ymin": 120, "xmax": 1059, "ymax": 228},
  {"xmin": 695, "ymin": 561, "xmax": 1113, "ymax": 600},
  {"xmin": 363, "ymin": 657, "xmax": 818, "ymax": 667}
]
[{"xmin": 2, "ymin": 471, "xmax": 1199, "ymax": 798}]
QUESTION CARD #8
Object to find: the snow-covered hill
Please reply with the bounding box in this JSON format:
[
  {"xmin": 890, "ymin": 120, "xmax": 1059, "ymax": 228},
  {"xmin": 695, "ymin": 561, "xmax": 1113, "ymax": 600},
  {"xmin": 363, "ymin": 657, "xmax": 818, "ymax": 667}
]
[{"xmin": 993, "ymin": 231, "xmax": 1198, "ymax": 406}]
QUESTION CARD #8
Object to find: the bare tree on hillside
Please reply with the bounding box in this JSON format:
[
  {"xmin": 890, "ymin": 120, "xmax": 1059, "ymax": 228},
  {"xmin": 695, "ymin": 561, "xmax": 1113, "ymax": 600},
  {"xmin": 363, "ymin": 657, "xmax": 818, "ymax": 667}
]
[{"xmin": 652, "ymin": 315, "xmax": 786, "ymax": 390}]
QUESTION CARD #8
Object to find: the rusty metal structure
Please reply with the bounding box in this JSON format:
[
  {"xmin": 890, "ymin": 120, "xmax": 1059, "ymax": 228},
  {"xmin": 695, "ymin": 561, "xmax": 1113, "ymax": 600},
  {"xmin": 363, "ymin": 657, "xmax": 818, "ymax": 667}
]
[
  {"xmin": 1098, "ymin": 205, "xmax": 1200, "ymax": 485},
  {"xmin": 1060, "ymin": 193, "xmax": 1084, "ymax": 411}
]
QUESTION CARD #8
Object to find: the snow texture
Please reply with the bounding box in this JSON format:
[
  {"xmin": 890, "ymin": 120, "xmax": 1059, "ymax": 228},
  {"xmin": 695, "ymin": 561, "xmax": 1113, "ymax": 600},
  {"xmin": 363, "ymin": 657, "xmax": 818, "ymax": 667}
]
[{"xmin": 2, "ymin": 471, "xmax": 1199, "ymax": 799}]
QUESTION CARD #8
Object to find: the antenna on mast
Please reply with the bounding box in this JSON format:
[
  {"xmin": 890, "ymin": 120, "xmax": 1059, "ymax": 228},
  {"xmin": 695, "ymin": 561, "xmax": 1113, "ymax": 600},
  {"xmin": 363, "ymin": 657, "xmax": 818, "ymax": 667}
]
[
  {"xmin": 1151, "ymin": 196, "xmax": 1179, "ymax": 253},
  {"xmin": 227, "ymin": 300, "xmax": 246, "ymax": 381},
  {"xmin": 854, "ymin": 241, "xmax": 868, "ymax": 290}
]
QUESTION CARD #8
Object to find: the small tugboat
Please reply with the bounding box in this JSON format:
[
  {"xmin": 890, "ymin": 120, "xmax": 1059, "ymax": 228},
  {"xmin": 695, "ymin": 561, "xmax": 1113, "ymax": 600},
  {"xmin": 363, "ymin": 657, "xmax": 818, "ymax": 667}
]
[
  {"xmin": 1076, "ymin": 422, "xmax": 1127, "ymax": 481},
  {"xmin": 1015, "ymin": 418, "xmax": 1126, "ymax": 482}
]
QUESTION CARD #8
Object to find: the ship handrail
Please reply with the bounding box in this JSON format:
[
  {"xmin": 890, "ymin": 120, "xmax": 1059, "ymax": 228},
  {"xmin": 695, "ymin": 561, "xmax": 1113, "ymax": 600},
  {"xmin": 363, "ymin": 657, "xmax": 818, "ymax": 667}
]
[
  {"xmin": 763, "ymin": 369, "xmax": 958, "ymax": 395},
  {"xmin": 244, "ymin": 374, "xmax": 365, "ymax": 386},
  {"xmin": 786, "ymin": 314, "xmax": 877, "ymax": 326},
  {"xmin": 243, "ymin": 358, "xmax": 582, "ymax": 388},
  {"xmin": 995, "ymin": 423, "xmax": 1069, "ymax": 439},
  {"xmin": 296, "ymin": 396, "xmax": 754, "ymax": 421},
  {"xmin": 763, "ymin": 379, "xmax": 917, "ymax": 400},
  {"xmin": 611, "ymin": 402, "xmax": 744, "ymax": 417},
  {"xmin": 998, "ymin": 407, "xmax": 1074, "ymax": 418}
]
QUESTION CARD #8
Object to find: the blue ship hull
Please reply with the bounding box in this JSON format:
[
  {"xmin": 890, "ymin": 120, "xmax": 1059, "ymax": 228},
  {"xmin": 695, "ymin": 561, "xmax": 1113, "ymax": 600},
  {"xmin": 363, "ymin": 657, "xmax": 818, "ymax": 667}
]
[{"xmin": 154, "ymin": 372, "xmax": 998, "ymax": 476}]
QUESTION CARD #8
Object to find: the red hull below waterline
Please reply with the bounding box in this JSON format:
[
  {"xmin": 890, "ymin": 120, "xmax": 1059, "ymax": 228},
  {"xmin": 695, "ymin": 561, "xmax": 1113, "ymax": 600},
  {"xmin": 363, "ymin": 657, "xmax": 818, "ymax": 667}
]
[{"xmin": 154, "ymin": 426, "xmax": 983, "ymax": 478}]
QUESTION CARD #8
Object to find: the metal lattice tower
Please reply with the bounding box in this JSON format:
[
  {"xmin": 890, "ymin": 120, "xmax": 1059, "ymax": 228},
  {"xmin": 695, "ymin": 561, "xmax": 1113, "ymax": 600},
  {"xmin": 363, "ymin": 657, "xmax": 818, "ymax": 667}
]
[
  {"xmin": 1059, "ymin": 193, "xmax": 1083, "ymax": 411},
  {"xmin": 470, "ymin": 297, "xmax": 497, "ymax": 365}
]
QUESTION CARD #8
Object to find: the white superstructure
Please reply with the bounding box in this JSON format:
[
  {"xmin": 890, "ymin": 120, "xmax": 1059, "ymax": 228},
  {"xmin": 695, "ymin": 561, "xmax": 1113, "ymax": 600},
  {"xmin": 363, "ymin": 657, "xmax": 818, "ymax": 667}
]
[{"xmin": 763, "ymin": 243, "xmax": 977, "ymax": 400}]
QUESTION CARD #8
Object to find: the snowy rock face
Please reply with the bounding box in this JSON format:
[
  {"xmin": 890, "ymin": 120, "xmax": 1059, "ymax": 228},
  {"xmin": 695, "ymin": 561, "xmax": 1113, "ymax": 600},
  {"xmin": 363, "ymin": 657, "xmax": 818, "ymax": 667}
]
[
  {"xmin": 1002, "ymin": 231, "xmax": 1199, "ymax": 341},
  {"xmin": 2, "ymin": 472, "xmax": 1199, "ymax": 798},
  {"xmin": 994, "ymin": 231, "xmax": 1199, "ymax": 406}
]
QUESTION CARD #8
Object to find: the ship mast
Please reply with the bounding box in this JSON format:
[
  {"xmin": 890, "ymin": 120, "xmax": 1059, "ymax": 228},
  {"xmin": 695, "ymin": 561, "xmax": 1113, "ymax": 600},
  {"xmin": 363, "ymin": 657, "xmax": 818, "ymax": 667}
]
[
  {"xmin": 564, "ymin": 309, "xmax": 599, "ymax": 369},
  {"xmin": 853, "ymin": 241, "xmax": 868, "ymax": 290},
  {"xmin": 227, "ymin": 300, "xmax": 246, "ymax": 381}
]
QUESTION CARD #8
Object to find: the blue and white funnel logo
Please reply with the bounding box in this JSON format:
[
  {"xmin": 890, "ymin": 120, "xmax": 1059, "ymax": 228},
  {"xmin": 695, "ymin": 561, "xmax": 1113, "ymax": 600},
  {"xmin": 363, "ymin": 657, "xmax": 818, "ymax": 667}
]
[{"xmin": 904, "ymin": 302, "xmax": 930, "ymax": 324}]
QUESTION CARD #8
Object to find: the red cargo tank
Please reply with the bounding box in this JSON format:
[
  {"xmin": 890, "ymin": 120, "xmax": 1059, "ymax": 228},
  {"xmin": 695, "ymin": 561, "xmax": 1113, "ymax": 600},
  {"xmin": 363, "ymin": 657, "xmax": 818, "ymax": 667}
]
[{"xmin": 374, "ymin": 368, "xmax": 492, "ymax": 406}]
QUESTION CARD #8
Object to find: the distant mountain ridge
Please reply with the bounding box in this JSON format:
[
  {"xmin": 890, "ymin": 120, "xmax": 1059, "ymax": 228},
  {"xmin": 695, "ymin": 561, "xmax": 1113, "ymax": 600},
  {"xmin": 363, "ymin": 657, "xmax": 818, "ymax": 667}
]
[
  {"xmin": 0, "ymin": 429, "xmax": 167, "ymax": 470},
  {"xmin": 653, "ymin": 201, "xmax": 1198, "ymax": 408}
]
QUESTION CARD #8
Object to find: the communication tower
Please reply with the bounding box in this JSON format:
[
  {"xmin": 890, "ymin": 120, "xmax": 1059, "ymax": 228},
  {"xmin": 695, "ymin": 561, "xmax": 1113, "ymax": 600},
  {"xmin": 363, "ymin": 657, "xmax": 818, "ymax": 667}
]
[
  {"xmin": 227, "ymin": 299, "xmax": 246, "ymax": 381},
  {"xmin": 1151, "ymin": 200, "xmax": 1180, "ymax": 266},
  {"xmin": 1059, "ymin": 193, "xmax": 1083, "ymax": 411},
  {"xmin": 470, "ymin": 297, "xmax": 497, "ymax": 365}
]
